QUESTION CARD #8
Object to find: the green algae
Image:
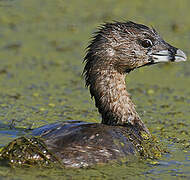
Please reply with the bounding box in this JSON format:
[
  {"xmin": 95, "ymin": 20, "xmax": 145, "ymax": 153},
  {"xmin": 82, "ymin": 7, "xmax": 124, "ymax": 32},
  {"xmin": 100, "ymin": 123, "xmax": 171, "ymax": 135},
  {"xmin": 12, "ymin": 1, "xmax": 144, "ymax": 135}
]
[
  {"xmin": 0, "ymin": 0, "xmax": 189, "ymax": 179},
  {"xmin": 0, "ymin": 137, "xmax": 62, "ymax": 168}
]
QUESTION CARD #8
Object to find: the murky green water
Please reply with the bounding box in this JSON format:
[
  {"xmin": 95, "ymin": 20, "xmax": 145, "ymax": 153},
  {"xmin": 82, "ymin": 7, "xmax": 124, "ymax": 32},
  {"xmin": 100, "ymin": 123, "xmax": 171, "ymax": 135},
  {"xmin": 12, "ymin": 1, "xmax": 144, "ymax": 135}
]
[{"xmin": 0, "ymin": 0, "xmax": 189, "ymax": 179}]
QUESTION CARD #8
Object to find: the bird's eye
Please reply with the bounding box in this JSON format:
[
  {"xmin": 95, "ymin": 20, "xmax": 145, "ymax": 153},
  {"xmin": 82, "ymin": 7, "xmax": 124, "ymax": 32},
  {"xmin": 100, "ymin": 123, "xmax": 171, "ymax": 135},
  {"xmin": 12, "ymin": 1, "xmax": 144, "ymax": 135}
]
[{"xmin": 141, "ymin": 39, "xmax": 153, "ymax": 48}]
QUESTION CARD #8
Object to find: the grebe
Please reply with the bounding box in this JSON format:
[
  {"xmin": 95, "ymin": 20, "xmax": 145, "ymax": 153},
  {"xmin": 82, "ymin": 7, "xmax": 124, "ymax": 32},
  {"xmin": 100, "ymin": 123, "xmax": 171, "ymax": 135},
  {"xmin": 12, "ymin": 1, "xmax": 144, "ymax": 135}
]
[{"xmin": 0, "ymin": 21, "xmax": 187, "ymax": 168}]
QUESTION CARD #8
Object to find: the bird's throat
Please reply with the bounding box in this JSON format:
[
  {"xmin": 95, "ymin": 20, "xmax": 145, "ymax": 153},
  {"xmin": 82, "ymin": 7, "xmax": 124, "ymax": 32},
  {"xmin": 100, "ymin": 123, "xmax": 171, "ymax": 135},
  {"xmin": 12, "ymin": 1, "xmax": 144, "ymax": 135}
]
[{"xmin": 89, "ymin": 67, "xmax": 149, "ymax": 133}]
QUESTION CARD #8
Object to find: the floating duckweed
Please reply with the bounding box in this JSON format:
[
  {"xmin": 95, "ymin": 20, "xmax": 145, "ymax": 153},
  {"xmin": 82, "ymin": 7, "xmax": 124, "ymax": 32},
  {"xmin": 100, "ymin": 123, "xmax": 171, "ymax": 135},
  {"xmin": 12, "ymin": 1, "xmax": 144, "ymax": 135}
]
[
  {"xmin": 184, "ymin": 142, "xmax": 190, "ymax": 148},
  {"xmin": 141, "ymin": 132, "xmax": 150, "ymax": 140},
  {"xmin": 39, "ymin": 108, "xmax": 45, "ymax": 111},
  {"xmin": 123, "ymin": 129, "xmax": 164, "ymax": 161},
  {"xmin": 0, "ymin": 104, "xmax": 8, "ymax": 107},
  {"xmin": 137, "ymin": 131, "xmax": 164, "ymax": 160},
  {"xmin": 149, "ymin": 160, "xmax": 159, "ymax": 165},
  {"xmin": 48, "ymin": 103, "xmax": 55, "ymax": 107},
  {"xmin": 0, "ymin": 137, "xmax": 62, "ymax": 168},
  {"xmin": 0, "ymin": 147, "xmax": 3, "ymax": 153},
  {"xmin": 60, "ymin": 102, "xmax": 64, "ymax": 105},
  {"xmin": 147, "ymin": 89, "xmax": 154, "ymax": 95},
  {"xmin": 32, "ymin": 93, "xmax": 40, "ymax": 97},
  {"xmin": 120, "ymin": 142, "xmax": 125, "ymax": 147}
]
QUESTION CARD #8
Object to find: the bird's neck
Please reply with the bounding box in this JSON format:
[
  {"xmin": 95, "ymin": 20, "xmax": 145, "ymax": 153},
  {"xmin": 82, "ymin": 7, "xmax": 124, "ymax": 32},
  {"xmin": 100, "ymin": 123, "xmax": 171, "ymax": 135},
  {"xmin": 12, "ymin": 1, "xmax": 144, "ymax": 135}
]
[{"xmin": 89, "ymin": 66, "xmax": 149, "ymax": 133}]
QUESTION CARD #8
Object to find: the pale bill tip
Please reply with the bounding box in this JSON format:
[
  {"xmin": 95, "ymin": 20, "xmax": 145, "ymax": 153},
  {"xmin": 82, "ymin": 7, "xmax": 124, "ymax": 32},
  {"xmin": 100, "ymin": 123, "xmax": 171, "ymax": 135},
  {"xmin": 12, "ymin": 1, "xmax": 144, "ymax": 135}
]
[{"xmin": 175, "ymin": 49, "xmax": 187, "ymax": 62}]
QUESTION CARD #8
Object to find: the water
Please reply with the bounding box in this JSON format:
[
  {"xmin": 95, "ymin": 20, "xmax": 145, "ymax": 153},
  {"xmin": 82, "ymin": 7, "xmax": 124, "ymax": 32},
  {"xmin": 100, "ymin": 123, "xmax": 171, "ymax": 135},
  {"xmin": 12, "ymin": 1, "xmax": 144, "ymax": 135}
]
[{"xmin": 0, "ymin": 0, "xmax": 189, "ymax": 179}]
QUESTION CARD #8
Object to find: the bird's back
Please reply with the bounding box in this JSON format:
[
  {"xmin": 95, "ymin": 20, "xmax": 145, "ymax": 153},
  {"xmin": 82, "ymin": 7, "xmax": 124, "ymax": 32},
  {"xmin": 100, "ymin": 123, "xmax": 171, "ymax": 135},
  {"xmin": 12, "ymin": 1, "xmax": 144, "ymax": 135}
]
[{"xmin": 31, "ymin": 121, "xmax": 146, "ymax": 167}]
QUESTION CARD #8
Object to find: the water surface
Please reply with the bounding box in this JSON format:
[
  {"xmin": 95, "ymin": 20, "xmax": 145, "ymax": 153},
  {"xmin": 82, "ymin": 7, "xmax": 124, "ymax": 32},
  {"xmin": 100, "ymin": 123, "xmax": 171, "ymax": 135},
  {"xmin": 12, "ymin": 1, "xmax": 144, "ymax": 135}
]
[{"xmin": 0, "ymin": 0, "xmax": 189, "ymax": 179}]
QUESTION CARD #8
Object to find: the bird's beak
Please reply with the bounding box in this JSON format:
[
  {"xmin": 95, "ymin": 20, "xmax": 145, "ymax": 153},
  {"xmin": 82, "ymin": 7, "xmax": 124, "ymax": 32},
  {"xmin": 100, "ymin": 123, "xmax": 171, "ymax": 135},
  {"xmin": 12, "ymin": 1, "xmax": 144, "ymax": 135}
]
[{"xmin": 150, "ymin": 49, "xmax": 187, "ymax": 63}]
